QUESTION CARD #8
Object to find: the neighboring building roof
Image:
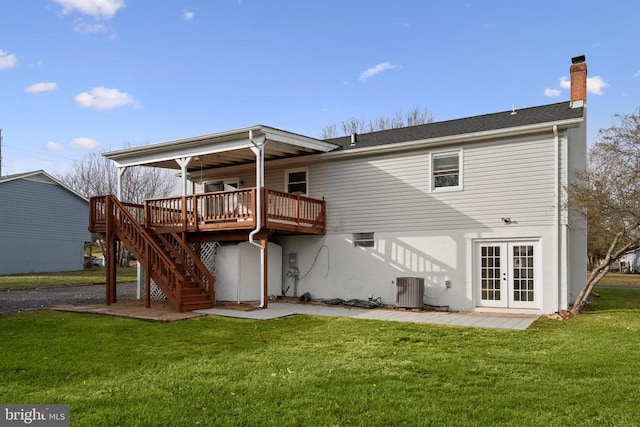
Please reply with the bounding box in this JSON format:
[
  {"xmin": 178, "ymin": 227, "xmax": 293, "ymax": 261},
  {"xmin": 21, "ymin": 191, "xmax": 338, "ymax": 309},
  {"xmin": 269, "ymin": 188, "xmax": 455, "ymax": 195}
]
[
  {"xmin": 325, "ymin": 102, "xmax": 585, "ymax": 150},
  {"xmin": 0, "ymin": 170, "xmax": 88, "ymax": 202}
]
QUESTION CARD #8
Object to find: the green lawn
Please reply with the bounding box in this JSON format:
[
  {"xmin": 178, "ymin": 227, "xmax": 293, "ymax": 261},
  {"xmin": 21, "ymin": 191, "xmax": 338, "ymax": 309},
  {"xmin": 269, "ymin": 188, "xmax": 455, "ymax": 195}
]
[
  {"xmin": 596, "ymin": 271, "xmax": 640, "ymax": 286},
  {"xmin": 0, "ymin": 285, "xmax": 639, "ymax": 426},
  {"xmin": 0, "ymin": 267, "xmax": 137, "ymax": 290}
]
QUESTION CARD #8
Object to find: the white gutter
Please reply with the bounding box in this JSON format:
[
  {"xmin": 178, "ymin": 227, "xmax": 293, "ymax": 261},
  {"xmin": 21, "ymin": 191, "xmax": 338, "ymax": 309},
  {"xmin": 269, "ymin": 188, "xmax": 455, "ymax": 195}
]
[{"xmin": 248, "ymin": 130, "xmax": 267, "ymax": 308}]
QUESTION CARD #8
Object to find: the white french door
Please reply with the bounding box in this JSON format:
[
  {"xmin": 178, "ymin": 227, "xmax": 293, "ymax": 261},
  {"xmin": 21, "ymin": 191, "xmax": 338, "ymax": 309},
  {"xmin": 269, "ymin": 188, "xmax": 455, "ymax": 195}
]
[{"xmin": 476, "ymin": 241, "xmax": 540, "ymax": 309}]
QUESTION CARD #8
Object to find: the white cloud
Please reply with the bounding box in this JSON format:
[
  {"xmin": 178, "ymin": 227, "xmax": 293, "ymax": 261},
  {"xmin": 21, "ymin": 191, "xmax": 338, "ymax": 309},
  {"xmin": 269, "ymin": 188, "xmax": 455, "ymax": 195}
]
[
  {"xmin": 587, "ymin": 76, "xmax": 609, "ymax": 95},
  {"xmin": 559, "ymin": 76, "xmax": 570, "ymax": 89},
  {"xmin": 544, "ymin": 88, "xmax": 561, "ymax": 98},
  {"xmin": 359, "ymin": 62, "xmax": 398, "ymax": 81},
  {"xmin": 0, "ymin": 50, "xmax": 18, "ymax": 69},
  {"xmin": 74, "ymin": 86, "xmax": 140, "ymax": 110},
  {"xmin": 25, "ymin": 82, "xmax": 58, "ymax": 94},
  {"xmin": 70, "ymin": 137, "xmax": 100, "ymax": 149},
  {"xmin": 73, "ymin": 20, "xmax": 107, "ymax": 34},
  {"xmin": 183, "ymin": 10, "xmax": 194, "ymax": 20},
  {"xmin": 52, "ymin": 0, "xmax": 125, "ymax": 19},
  {"xmin": 46, "ymin": 141, "xmax": 63, "ymax": 151},
  {"xmin": 634, "ymin": 70, "xmax": 640, "ymax": 78}
]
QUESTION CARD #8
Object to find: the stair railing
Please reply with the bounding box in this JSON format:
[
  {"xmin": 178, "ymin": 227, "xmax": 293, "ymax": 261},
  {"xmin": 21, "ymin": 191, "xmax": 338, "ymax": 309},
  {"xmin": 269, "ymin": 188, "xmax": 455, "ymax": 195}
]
[{"xmin": 106, "ymin": 195, "xmax": 185, "ymax": 309}]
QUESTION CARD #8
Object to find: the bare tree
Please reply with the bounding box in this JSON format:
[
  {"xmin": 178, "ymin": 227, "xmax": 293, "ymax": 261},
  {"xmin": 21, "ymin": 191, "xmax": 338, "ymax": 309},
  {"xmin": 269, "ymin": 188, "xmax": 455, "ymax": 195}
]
[
  {"xmin": 57, "ymin": 150, "xmax": 177, "ymax": 266},
  {"xmin": 406, "ymin": 106, "xmax": 434, "ymax": 126},
  {"xmin": 322, "ymin": 123, "xmax": 338, "ymax": 139},
  {"xmin": 57, "ymin": 151, "xmax": 177, "ymax": 203},
  {"xmin": 567, "ymin": 108, "xmax": 640, "ymax": 315},
  {"xmin": 321, "ymin": 107, "xmax": 434, "ymax": 139},
  {"xmin": 340, "ymin": 117, "xmax": 363, "ymax": 137}
]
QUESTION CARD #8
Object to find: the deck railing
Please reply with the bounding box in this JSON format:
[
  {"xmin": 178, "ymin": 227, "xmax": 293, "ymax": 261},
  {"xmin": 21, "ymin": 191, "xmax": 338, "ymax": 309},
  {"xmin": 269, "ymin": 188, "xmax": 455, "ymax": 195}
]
[
  {"xmin": 91, "ymin": 189, "xmax": 325, "ymax": 235},
  {"xmin": 266, "ymin": 189, "xmax": 325, "ymax": 231},
  {"xmin": 137, "ymin": 188, "xmax": 325, "ymax": 234},
  {"xmin": 89, "ymin": 196, "xmax": 147, "ymax": 231}
]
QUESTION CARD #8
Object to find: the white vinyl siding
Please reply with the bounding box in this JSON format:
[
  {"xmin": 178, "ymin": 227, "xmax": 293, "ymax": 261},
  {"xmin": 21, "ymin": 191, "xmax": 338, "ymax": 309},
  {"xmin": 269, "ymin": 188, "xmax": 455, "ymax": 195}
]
[
  {"xmin": 262, "ymin": 132, "xmax": 557, "ymax": 234},
  {"xmin": 208, "ymin": 131, "xmax": 558, "ymax": 234}
]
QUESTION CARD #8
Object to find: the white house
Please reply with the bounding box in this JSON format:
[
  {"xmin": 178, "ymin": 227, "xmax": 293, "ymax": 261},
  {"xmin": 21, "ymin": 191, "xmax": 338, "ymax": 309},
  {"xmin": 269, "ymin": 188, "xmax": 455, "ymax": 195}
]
[{"xmin": 91, "ymin": 56, "xmax": 587, "ymax": 314}]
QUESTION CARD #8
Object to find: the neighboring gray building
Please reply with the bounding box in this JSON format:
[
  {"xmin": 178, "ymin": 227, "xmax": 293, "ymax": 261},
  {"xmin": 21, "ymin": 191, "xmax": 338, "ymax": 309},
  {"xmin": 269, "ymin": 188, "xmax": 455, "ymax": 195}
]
[{"xmin": 0, "ymin": 170, "xmax": 89, "ymax": 275}]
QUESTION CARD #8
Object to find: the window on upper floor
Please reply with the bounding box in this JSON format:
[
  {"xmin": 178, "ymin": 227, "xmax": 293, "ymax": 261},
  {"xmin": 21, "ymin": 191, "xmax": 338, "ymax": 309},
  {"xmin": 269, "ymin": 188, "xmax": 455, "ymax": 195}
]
[
  {"xmin": 286, "ymin": 168, "xmax": 308, "ymax": 196},
  {"xmin": 432, "ymin": 151, "xmax": 462, "ymax": 191}
]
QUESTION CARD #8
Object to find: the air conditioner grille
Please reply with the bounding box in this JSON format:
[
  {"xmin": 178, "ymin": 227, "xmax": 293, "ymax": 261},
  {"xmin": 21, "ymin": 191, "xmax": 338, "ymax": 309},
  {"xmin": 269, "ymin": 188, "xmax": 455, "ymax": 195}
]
[{"xmin": 396, "ymin": 277, "xmax": 425, "ymax": 308}]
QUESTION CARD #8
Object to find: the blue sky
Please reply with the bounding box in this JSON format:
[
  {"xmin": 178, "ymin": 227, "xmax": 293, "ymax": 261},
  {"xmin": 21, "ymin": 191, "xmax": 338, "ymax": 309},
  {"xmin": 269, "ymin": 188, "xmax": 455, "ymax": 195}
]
[{"xmin": 1, "ymin": 0, "xmax": 638, "ymax": 175}]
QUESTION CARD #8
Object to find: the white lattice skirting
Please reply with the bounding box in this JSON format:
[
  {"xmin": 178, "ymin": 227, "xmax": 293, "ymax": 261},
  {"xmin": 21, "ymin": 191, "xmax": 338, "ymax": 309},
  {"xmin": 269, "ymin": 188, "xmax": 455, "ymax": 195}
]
[{"xmin": 139, "ymin": 241, "xmax": 219, "ymax": 301}]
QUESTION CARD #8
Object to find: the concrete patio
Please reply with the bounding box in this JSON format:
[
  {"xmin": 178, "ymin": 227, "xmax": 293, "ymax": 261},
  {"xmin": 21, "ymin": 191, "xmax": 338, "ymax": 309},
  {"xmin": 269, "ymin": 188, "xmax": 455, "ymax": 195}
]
[{"xmin": 196, "ymin": 302, "xmax": 539, "ymax": 330}]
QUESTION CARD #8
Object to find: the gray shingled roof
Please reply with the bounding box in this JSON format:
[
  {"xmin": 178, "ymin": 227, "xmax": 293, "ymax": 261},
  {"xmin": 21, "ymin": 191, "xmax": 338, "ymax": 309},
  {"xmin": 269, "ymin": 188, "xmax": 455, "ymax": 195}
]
[{"xmin": 325, "ymin": 102, "xmax": 584, "ymax": 150}]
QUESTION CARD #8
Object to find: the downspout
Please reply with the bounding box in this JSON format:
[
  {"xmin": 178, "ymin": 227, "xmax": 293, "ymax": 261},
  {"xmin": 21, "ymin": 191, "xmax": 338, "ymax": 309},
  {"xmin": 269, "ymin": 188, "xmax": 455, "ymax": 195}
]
[
  {"xmin": 553, "ymin": 125, "xmax": 562, "ymax": 312},
  {"xmin": 248, "ymin": 130, "xmax": 267, "ymax": 308},
  {"xmin": 561, "ymin": 126, "xmax": 570, "ymax": 310}
]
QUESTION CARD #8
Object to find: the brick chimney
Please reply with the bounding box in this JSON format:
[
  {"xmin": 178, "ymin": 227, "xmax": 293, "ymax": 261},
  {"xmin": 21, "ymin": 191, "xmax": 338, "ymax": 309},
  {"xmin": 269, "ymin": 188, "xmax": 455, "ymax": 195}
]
[{"xmin": 570, "ymin": 55, "xmax": 587, "ymax": 108}]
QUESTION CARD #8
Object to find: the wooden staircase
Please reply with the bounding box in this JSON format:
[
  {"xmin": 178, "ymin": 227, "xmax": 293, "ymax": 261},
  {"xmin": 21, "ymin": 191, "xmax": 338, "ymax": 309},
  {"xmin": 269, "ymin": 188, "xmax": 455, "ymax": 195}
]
[{"xmin": 90, "ymin": 195, "xmax": 215, "ymax": 312}]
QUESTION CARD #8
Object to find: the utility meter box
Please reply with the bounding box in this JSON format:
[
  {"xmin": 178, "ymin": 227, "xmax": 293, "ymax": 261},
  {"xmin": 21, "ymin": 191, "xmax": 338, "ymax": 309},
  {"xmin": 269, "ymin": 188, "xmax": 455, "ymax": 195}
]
[{"xmin": 288, "ymin": 253, "xmax": 298, "ymax": 269}]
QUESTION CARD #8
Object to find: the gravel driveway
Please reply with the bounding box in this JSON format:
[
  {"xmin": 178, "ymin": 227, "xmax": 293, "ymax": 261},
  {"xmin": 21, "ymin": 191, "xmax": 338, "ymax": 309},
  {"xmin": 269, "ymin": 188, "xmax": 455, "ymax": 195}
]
[{"xmin": 0, "ymin": 282, "xmax": 137, "ymax": 314}]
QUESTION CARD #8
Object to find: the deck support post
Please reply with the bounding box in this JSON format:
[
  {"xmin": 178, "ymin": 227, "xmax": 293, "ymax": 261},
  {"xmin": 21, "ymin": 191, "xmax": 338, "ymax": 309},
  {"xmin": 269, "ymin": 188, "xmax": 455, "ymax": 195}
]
[
  {"xmin": 175, "ymin": 157, "xmax": 193, "ymax": 197},
  {"xmin": 144, "ymin": 245, "xmax": 151, "ymax": 309},
  {"xmin": 110, "ymin": 237, "xmax": 118, "ymax": 304},
  {"xmin": 104, "ymin": 195, "xmax": 118, "ymax": 305},
  {"xmin": 116, "ymin": 167, "xmax": 127, "ymax": 200},
  {"xmin": 262, "ymin": 238, "xmax": 269, "ymax": 308}
]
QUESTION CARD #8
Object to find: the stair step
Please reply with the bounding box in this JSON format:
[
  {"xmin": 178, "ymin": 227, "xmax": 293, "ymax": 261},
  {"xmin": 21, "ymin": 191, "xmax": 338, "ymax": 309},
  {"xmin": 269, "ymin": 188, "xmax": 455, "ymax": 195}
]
[
  {"xmin": 182, "ymin": 280, "xmax": 200, "ymax": 287},
  {"xmin": 182, "ymin": 289, "xmax": 206, "ymax": 297},
  {"xmin": 181, "ymin": 301, "xmax": 215, "ymax": 311}
]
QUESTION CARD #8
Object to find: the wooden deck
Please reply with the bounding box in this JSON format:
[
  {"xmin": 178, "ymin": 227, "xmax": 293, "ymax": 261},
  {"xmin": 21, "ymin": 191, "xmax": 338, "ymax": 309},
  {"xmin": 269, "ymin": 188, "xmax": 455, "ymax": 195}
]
[
  {"xmin": 88, "ymin": 188, "xmax": 325, "ymax": 312},
  {"xmin": 90, "ymin": 188, "xmax": 326, "ymax": 236}
]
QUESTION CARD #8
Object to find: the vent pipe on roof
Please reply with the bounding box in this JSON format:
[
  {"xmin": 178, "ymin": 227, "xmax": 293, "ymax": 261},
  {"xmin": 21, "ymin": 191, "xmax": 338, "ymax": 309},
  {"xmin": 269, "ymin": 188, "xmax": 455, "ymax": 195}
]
[
  {"xmin": 570, "ymin": 55, "xmax": 587, "ymax": 108},
  {"xmin": 350, "ymin": 133, "xmax": 357, "ymax": 147}
]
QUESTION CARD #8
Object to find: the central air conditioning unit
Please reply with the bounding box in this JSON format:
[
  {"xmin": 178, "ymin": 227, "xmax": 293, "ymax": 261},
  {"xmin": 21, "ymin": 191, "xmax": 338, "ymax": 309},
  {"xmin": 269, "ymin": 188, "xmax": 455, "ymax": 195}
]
[{"xmin": 396, "ymin": 277, "xmax": 425, "ymax": 308}]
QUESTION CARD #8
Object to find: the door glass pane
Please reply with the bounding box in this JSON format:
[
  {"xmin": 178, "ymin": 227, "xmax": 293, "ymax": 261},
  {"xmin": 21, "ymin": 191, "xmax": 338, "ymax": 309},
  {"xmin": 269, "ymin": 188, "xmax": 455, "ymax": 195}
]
[
  {"xmin": 512, "ymin": 245, "xmax": 534, "ymax": 302},
  {"xmin": 481, "ymin": 246, "xmax": 501, "ymax": 301}
]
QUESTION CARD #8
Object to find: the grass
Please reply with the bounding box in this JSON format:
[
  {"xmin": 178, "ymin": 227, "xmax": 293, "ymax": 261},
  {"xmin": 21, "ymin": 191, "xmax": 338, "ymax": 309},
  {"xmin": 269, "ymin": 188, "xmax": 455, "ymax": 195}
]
[
  {"xmin": 0, "ymin": 284, "xmax": 639, "ymax": 426},
  {"xmin": 0, "ymin": 267, "xmax": 137, "ymax": 290},
  {"xmin": 596, "ymin": 271, "xmax": 640, "ymax": 286}
]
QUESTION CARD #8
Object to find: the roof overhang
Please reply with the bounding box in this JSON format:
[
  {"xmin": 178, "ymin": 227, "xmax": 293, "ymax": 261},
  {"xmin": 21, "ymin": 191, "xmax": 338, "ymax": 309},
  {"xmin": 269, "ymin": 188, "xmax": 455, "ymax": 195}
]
[{"xmin": 102, "ymin": 125, "xmax": 339, "ymax": 172}]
